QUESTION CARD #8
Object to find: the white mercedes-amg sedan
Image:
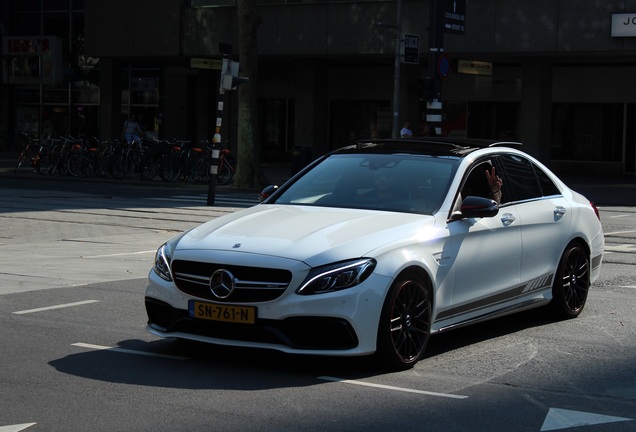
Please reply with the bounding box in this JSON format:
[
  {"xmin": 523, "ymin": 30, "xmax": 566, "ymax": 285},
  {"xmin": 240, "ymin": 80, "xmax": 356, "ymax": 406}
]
[{"xmin": 145, "ymin": 138, "xmax": 604, "ymax": 369}]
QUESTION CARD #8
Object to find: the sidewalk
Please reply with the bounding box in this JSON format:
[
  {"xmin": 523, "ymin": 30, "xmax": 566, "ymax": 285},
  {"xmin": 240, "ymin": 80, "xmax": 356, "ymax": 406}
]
[
  {"xmin": 1, "ymin": 150, "xmax": 293, "ymax": 192},
  {"xmin": 1, "ymin": 150, "xmax": 634, "ymax": 206}
]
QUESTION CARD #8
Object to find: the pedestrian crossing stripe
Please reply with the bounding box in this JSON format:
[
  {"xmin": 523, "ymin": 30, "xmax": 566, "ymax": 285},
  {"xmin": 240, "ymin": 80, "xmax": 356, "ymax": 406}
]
[
  {"xmin": 541, "ymin": 408, "xmax": 633, "ymax": 431},
  {"xmin": 146, "ymin": 194, "xmax": 258, "ymax": 207}
]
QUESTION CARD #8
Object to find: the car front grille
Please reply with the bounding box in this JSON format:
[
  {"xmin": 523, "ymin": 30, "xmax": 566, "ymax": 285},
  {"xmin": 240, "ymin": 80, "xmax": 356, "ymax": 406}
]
[{"xmin": 171, "ymin": 259, "xmax": 293, "ymax": 303}]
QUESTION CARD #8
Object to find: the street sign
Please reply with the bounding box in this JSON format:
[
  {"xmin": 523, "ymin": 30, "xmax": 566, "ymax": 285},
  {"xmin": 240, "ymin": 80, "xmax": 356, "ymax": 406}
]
[
  {"xmin": 444, "ymin": 0, "xmax": 466, "ymax": 34},
  {"xmin": 403, "ymin": 34, "xmax": 420, "ymax": 64},
  {"xmin": 437, "ymin": 53, "xmax": 450, "ymax": 79}
]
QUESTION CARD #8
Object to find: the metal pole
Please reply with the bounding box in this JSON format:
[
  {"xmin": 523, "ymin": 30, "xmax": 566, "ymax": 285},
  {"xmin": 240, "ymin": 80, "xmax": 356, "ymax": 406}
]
[
  {"xmin": 392, "ymin": 0, "xmax": 403, "ymax": 138},
  {"xmin": 207, "ymin": 58, "xmax": 228, "ymax": 206},
  {"xmin": 426, "ymin": 0, "xmax": 444, "ymax": 137}
]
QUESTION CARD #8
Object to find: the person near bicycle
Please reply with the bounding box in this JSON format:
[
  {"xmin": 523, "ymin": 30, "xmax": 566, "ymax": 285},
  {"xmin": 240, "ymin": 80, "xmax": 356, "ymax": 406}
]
[{"xmin": 122, "ymin": 114, "xmax": 144, "ymax": 143}]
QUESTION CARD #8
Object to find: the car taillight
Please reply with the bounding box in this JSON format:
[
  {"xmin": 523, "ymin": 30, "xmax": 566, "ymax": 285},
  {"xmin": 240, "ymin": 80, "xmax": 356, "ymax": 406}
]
[{"xmin": 590, "ymin": 201, "xmax": 600, "ymax": 221}]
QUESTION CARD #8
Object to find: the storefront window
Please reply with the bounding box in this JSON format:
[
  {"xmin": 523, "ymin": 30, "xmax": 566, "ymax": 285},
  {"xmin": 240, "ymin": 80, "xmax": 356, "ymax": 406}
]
[
  {"xmin": 551, "ymin": 103, "xmax": 623, "ymax": 162},
  {"xmin": 121, "ymin": 65, "xmax": 161, "ymax": 139},
  {"xmin": 261, "ymin": 99, "xmax": 294, "ymax": 161}
]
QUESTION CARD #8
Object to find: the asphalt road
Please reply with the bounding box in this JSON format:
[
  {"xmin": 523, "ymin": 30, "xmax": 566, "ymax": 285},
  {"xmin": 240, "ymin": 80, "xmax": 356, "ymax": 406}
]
[{"xmin": 1, "ymin": 177, "xmax": 635, "ymax": 432}]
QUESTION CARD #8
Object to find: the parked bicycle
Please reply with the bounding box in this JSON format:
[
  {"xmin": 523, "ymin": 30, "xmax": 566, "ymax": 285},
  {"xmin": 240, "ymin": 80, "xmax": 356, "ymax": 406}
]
[{"xmin": 14, "ymin": 132, "xmax": 42, "ymax": 174}]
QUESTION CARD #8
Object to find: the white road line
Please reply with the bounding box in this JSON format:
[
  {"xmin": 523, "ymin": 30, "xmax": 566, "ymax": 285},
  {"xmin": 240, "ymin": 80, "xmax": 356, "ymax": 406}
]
[
  {"xmin": 318, "ymin": 376, "xmax": 468, "ymax": 399},
  {"xmin": 82, "ymin": 250, "xmax": 156, "ymax": 258},
  {"xmin": 13, "ymin": 300, "xmax": 100, "ymax": 315},
  {"xmin": 72, "ymin": 342, "xmax": 189, "ymax": 360},
  {"xmin": 604, "ymin": 229, "xmax": 636, "ymax": 235},
  {"xmin": 607, "ymin": 214, "xmax": 631, "ymax": 219},
  {"xmin": 604, "ymin": 244, "xmax": 636, "ymax": 253},
  {"xmin": 0, "ymin": 423, "xmax": 37, "ymax": 432}
]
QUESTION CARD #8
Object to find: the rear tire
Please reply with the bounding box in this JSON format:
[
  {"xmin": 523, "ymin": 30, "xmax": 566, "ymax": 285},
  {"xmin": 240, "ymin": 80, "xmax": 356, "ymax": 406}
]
[
  {"xmin": 550, "ymin": 242, "xmax": 590, "ymax": 319},
  {"xmin": 376, "ymin": 271, "xmax": 431, "ymax": 370}
]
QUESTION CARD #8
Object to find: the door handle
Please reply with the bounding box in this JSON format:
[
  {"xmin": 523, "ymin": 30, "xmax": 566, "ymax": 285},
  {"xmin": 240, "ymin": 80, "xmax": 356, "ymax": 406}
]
[{"xmin": 500, "ymin": 213, "xmax": 515, "ymax": 225}]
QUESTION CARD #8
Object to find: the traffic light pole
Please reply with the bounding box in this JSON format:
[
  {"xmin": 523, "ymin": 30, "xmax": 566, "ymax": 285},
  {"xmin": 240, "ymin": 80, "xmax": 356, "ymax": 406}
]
[
  {"xmin": 207, "ymin": 58, "xmax": 228, "ymax": 206},
  {"xmin": 206, "ymin": 54, "xmax": 249, "ymax": 206}
]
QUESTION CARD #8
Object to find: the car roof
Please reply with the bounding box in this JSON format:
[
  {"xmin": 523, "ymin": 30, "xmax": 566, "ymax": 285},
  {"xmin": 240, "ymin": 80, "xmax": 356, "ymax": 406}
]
[{"xmin": 337, "ymin": 138, "xmax": 523, "ymax": 158}]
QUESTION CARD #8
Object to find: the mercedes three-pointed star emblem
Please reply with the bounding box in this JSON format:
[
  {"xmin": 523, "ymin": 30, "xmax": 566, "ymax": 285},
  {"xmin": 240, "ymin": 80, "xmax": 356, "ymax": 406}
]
[{"xmin": 209, "ymin": 269, "xmax": 235, "ymax": 299}]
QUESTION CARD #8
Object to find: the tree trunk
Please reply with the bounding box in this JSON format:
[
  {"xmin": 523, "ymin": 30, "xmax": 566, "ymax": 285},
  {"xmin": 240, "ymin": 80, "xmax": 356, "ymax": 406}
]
[{"xmin": 233, "ymin": 0, "xmax": 266, "ymax": 189}]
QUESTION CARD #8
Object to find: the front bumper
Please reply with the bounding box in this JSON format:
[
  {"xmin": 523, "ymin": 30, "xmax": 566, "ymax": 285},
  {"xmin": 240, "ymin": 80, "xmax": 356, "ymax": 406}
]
[{"xmin": 144, "ymin": 269, "xmax": 391, "ymax": 356}]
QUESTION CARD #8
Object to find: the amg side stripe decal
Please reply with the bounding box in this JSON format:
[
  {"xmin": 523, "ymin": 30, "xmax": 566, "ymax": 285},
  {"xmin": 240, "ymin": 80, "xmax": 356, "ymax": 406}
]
[
  {"xmin": 520, "ymin": 273, "xmax": 554, "ymax": 294},
  {"xmin": 434, "ymin": 272, "xmax": 554, "ymax": 321}
]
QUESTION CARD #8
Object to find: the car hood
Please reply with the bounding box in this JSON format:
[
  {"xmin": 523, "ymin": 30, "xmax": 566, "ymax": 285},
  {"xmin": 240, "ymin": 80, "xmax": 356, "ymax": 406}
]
[{"xmin": 176, "ymin": 204, "xmax": 436, "ymax": 266}]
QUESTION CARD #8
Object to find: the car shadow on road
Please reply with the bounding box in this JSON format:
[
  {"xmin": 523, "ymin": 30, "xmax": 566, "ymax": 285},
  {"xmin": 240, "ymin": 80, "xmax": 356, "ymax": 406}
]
[{"xmin": 49, "ymin": 308, "xmax": 558, "ymax": 391}]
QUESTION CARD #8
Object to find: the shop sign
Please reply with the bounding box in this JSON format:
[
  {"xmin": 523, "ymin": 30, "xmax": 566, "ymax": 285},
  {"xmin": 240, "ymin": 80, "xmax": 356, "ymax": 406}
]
[
  {"xmin": 2, "ymin": 36, "xmax": 63, "ymax": 85},
  {"xmin": 403, "ymin": 35, "xmax": 419, "ymax": 64},
  {"xmin": 191, "ymin": 58, "xmax": 223, "ymax": 70},
  {"xmin": 611, "ymin": 13, "xmax": 636, "ymax": 37},
  {"xmin": 457, "ymin": 59, "xmax": 492, "ymax": 76}
]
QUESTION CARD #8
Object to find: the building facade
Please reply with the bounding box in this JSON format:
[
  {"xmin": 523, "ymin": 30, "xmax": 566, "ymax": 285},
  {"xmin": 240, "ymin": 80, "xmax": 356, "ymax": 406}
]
[{"xmin": 2, "ymin": 0, "xmax": 636, "ymax": 175}]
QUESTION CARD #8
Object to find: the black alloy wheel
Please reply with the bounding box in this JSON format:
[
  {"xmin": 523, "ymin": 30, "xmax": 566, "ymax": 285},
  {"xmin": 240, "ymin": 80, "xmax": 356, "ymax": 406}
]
[
  {"xmin": 551, "ymin": 242, "xmax": 590, "ymax": 319},
  {"xmin": 377, "ymin": 272, "xmax": 431, "ymax": 370}
]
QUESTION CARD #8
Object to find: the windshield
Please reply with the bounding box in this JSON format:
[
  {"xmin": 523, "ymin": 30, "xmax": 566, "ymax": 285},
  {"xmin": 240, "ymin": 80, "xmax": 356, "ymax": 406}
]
[{"xmin": 270, "ymin": 153, "xmax": 458, "ymax": 214}]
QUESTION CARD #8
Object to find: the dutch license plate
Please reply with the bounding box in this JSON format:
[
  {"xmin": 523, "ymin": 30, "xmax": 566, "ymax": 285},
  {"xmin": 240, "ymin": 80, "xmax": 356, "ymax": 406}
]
[{"xmin": 189, "ymin": 301, "xmax": 256, "ymax": 324}]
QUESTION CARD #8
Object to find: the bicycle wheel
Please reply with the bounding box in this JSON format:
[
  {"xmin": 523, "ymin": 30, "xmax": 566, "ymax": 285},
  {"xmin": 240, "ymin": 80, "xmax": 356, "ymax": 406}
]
[
  {"xmin": 217, "ymin": 161, "xmax": 233, "ymax": 185},
  {"xmin": 67, "ymin": 154, "xmax": 89, "ymax": 177},
  {"xmin": 194, "ymin": 160, "xmax": 210, "ymax": 184},
  {"xmin": 37, "ymin": 151, "xmax": 53, "ymax": 175},
  {"xmin": 108, "ymin": 148, "xmax": 126, "ymax": 179},
  {"xmin": 14, "ymin": 145, "xmax": 35, "ymax": 173},
  {"xmin": 158, "ymin": 153, "xmax": 181, "ymax": 182},
  {"xmin": 140, "ymin": 151, "xmax": 157, "ymax": 181}
]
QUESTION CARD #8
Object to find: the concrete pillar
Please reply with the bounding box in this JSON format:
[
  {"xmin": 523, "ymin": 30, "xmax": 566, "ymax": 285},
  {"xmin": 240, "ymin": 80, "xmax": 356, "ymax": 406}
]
[
  {"xmin": 195, "ymin": 69, "xmax": 213, "ymax": 142},
  {"xmin": 519, "ymin": 58, "xmax": 552, "ymax": 163},
  {"xmin": 98, "ymin": 58, "xmax": 122, "ymax": 140},
  {"xmin": 162, "ymin": 67, "xmax": 190, "ymax": 140},
  {"xmin": 295, "ymin": 61, "xmax": 316, "ymax": 155}
]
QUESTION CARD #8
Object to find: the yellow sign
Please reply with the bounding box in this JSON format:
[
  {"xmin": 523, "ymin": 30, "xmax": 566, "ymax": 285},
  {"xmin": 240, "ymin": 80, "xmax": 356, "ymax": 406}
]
[
  {"xmin": 457, "ymin": 59, "xmax": 493, "ymax": 76},
  {"xmin": 190, "ymin": 58, "xmax": 223, "ymax": 70},
  {"xmin": 190, "ymin": 301, "xmax": 256, "ymax": 324}
]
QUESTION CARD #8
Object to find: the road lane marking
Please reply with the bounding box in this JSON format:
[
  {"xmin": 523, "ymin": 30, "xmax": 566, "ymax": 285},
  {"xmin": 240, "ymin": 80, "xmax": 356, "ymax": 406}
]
[
  {"xmin": 604, "ymin": 229, "xmax": 636, "ymax": 235},
  {"xmin": 604, "ymin": 244, "xmax": 636, "ymax": 253},
  {"xmin": 541, "ymin": 408, "xmax": 633, "ymax": 431},
  {"xmin": 0, "ymin": 424, "xmax": 37, "ymax": 432},
  {"xmin": 318, "ymin": 376, "xmax": 468, "ymax": 399},
  {"xmin": 13, "ymin": 300, "xmax": 100, "ymax": 315},
  {"xmin": 82, "ymin": 250, "xmax": 156, "ymax": 258},
  {"xmin": 72, "ymin": 342, "xmax": 189, "ymax": 360}
]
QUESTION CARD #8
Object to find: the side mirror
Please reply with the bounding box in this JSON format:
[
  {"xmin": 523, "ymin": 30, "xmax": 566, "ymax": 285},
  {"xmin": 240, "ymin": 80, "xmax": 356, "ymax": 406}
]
[
  {"xmin": 258, "ymin": 185, "xmax": 279, "ymax": 203},
  {"xmin": 450, "ymin": 196, "xmax": 499, "ymax": 221}
]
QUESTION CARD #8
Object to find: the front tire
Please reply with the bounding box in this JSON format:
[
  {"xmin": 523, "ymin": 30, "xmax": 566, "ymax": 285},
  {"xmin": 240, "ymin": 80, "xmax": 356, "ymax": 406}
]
[
  {"xmin": 376, "ymin": 271, "xmax": 431, "ymax": 370},
  {"xmin": 550, "ymin": 242, "xmax": 590, "ymax": 319}
]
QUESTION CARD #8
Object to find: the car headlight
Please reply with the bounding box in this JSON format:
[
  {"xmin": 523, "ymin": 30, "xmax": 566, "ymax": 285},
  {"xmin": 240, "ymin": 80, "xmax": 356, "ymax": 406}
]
[
  {"xmin": 296, "ymin": 258, "xmax": 376, "ymax": 295},
  {"xmin": 153, "ymin": 231, "xmax": 188, "ymax": 282},
  {"xmin": 153, "ymin": 242, "xmax": 174, "ymax": 281}
]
